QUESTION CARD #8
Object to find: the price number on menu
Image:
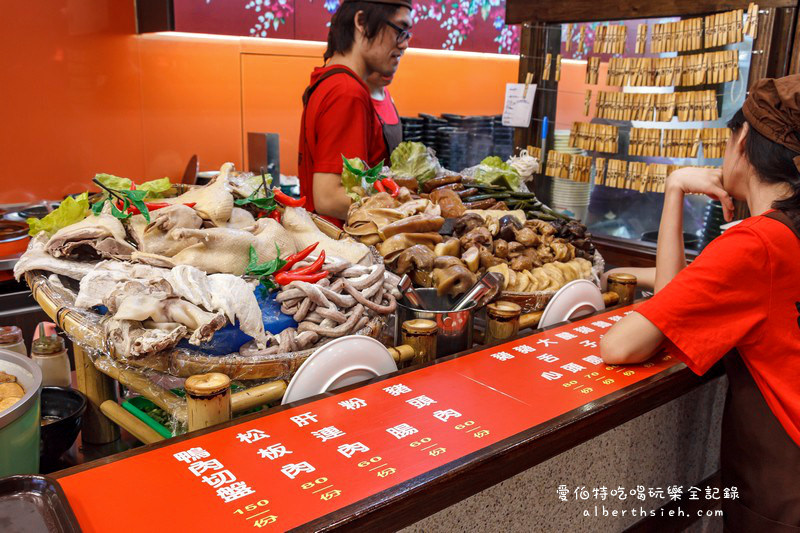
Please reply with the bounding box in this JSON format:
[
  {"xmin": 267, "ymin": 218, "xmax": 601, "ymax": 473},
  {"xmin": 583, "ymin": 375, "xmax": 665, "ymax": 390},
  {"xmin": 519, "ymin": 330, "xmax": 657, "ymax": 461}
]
[
  {"xmin": 357, "ymin": 456, "xmax": 382, "ymax": 468},
  {"xmin": 233, "ymin": 499, "xmax": 270, "ymax": 515},
  {"xmin": 410, "ymin": 437, "xmax": 432, "ymax": 448},
  {"xmin": 454, "ymin": 420, "xmax": 475, "ymax": 430},
  {"xmin": 300, "ymin": 477, "xmax": 328, "ymax": 490}
]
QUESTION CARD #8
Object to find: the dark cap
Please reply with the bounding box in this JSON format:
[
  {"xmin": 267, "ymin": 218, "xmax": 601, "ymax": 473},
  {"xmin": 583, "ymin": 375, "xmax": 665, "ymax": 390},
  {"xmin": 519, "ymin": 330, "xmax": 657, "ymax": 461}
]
[
  {"xmin": 742, "ymin": 74, "xmax": 800, "ymax": 171},
  {"xmin": 342, "ymin": 0, "xmax": 413, "ymax": 10}
]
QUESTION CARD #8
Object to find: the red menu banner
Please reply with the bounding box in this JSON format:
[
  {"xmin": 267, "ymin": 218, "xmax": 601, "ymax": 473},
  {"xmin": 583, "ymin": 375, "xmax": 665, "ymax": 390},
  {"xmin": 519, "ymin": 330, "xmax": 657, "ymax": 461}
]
[{"xmin": 59, "ymin": 305, "xmax": 678, "ymax": 531}]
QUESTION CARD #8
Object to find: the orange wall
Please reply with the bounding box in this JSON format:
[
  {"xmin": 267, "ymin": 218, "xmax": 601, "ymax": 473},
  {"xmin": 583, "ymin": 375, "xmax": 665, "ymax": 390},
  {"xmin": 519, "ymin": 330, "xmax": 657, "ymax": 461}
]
[{"xmin": 0, "ymin": 1, "xmax": 520, "ymax": 204}]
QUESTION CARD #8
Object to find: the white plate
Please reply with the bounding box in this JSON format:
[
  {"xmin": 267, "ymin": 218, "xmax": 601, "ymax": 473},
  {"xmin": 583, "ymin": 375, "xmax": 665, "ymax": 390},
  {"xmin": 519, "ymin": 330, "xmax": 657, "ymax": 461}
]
[
  {"xmin": 539, "ymin": 279, "xmax": 605, "ymax": 329},
  {"xmin": 282, "ymin": 335, "xmax": 397, "ymax": 405}
]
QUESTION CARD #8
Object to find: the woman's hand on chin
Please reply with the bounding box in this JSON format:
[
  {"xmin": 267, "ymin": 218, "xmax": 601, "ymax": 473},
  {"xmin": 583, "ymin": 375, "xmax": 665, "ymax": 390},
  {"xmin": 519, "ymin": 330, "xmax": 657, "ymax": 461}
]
[{"xmin": 666, "ymin": 167, "xmax": 735, "ymax": 221}]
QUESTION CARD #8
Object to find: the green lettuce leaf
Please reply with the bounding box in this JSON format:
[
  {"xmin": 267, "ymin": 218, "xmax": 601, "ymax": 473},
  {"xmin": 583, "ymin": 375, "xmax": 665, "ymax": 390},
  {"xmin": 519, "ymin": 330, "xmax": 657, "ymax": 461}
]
[
  {"xmin": 27, "ymin": 193, "xmax": 89, "ymax": 236},
  {"xmin": 474, "ymin": 156, "xmax": 521, "ymax": 190},
  {"xmin": 389, "ymin": 141, "xmax": 438, "ymax": 186},
  {"xmin": 95, "ymin": 173, "xmax": 132, "ymax": 191},
  {"xmin": 138, "ymin": 177, "xmax": 174, "ymax": 198}
]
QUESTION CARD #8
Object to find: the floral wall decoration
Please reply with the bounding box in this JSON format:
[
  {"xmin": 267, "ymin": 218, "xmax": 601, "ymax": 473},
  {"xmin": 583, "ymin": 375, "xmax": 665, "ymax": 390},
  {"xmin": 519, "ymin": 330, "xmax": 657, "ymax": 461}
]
[{"xmin": 175, "ymin": 0, "xmax": 520, "ymax": 54}]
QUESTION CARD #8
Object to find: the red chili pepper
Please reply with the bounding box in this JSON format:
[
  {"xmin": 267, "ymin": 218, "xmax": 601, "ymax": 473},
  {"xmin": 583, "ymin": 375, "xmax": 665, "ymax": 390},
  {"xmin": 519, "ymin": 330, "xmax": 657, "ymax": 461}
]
[
  {"xmin": 373, "ymin": 180, "xmax": 386, "ymax": 194},
  {"xmin": 268, "ymin": 210, "xmax": 281, "ymax": 223},
  {"xmin": 127, "ymin": 202, "xmax": 170, "ymax": 215},
  {"xmin": 130, "ymin": 183, "xmax": 136, "ymax": 191},
  {"xmin": 274, "ymin": 270, "xmax": 328, "ymax": 285},
  {"xmin": 380, "ymin": 178, "xmax": 399, "ymax": 197},
  {"xmin": 272, "ymin": 189, "xmax": 306, "ymax": 208},
  {"xmin": 275, "ymin": 242, "xmax": 319, "ymax": 274},
  {"xmin": 291, "ymin": 250, "xmax": 325, "ymax": 275}
]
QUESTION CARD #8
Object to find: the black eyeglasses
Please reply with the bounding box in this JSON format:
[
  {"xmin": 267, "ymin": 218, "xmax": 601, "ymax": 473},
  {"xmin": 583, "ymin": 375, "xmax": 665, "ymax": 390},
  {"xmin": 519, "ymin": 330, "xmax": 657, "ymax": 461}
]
[{"xmin": 386, "ymin": 21, "xmax": 413, "ymax": 45}]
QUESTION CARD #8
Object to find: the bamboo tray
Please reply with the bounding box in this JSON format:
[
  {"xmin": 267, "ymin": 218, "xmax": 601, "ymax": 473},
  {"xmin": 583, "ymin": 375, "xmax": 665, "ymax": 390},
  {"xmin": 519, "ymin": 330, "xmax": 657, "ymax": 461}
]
[{"xmin": 23, "ymin": 209, "xmax": 370, "ymax": 381}]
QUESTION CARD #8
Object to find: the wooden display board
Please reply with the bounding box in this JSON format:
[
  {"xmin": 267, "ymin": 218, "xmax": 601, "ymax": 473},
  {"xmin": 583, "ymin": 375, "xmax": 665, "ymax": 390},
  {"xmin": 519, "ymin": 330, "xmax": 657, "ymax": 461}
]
[{"xmin": 57, "ymin": 305, "xmax": 679, "ymax": 532}]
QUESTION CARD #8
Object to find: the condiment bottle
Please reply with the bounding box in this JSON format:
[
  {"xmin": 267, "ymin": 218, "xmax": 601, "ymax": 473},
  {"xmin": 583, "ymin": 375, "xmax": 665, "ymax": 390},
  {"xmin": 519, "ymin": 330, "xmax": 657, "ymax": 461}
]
[
  {"xmin": 0, "ymin": 326, "xmax": 27, "ymax": 357},
  {"xmin": 401, "ymin": 319, "xmax": 438, "ymax": 366},
  {"xmin": 607, "ymin": 273, "xmax": 637, "ymax": 306},
  {"xmin": 485, "ymin": 301, "xmax": 522, "ymax": 345},
  {"xmin": 31, "ymin": 327, "xmax": 71, "ymax": 387}
]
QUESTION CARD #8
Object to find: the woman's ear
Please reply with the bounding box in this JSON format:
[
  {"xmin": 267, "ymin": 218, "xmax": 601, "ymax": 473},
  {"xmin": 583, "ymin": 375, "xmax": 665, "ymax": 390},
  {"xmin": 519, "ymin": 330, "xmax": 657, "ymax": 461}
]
[{"xmin": 735, "ymin": 122, "xmax": 749, "ymax": 153}]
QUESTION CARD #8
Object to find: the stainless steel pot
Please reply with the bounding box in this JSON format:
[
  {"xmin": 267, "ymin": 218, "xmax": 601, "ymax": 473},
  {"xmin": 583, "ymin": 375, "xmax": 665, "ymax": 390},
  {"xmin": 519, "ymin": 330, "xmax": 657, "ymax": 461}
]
[
  {"xmin": 395, "ymin": 289, "xmax": 476, "ymax": 357},
  {"xmin": 0, "ymin": 348, "xmax": 43, "ymax": 475}
]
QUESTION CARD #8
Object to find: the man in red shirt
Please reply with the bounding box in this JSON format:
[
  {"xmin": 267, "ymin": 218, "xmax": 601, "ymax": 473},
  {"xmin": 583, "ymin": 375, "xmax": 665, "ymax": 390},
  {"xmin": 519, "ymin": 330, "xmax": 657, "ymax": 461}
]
[{"xmin": 299, "ymin": 0, "xmax": 412, "ymax": 224}]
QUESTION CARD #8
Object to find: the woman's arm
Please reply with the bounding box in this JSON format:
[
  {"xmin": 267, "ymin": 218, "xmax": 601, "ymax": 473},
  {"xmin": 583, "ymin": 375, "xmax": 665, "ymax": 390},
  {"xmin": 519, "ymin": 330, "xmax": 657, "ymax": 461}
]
[
  {"xmin": 601, "ymin": 267, "xmax": 655, "ymax": 291},
  {"xmin": 654, "ymin": 182, "xmax": 688, "ymax": 293},
  {"xmin": 599, "ymin": 312, "xmax": 665, "ymax": 364},
  {"xmin": 654, "ymin": 167, "xmax": 734, "ymax": 292},
  {"xmin": 601, "ymin": 167, "xmax": 734, "ymax": 364},
  {"xmin": 313, "ymin": 173, "xmax": 352, "ymax": 220}
]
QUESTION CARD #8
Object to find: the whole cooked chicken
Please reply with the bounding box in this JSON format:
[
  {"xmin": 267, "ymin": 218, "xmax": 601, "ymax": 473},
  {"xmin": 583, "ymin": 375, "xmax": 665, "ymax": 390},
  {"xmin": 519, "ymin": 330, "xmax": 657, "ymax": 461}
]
[
  {"xmin": 133, "ymin": 218, "xmax": 296, "ymax": 275},
  {"xmin": 128, "ymin": 204, "xmax": 202, "ymax": 257},
  {"xmin": 164, "ymin": 162, "xmax": 235, "ymax": 225},
  {"xmin": 45, "ymin": 213, "xmax": 135, "ymax": 260}
]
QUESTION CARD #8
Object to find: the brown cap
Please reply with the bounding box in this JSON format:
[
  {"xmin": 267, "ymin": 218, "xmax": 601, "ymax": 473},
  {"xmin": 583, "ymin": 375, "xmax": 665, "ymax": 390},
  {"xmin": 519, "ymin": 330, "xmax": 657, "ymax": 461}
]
[
  {"xmin": 742, "ymin": 75, "xmax": 800, "ymax": 170},
  {"xmin": 343, "ymin": 0, "xmax": 413, "ymax": 9}
]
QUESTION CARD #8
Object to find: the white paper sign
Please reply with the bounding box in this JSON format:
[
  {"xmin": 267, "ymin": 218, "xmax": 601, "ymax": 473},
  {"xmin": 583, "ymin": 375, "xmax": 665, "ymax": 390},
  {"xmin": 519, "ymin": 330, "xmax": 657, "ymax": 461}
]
[{"xmin": 502, "ymin": 83, "xmax": 537, "ymax": 128}]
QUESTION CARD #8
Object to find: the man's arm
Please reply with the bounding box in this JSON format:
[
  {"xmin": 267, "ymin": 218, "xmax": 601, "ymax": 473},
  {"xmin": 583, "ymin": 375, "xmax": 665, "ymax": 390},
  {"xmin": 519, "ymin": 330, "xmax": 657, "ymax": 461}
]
[{"xmin": 313, "ymin": 172, "xmax": 352, "ymax": 220}]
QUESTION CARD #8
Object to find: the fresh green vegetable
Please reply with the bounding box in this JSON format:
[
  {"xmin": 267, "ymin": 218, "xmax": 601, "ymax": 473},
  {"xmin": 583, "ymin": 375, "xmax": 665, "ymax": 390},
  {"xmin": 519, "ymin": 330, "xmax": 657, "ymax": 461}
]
[
  {"xmin": 245, "ymin": 244, "xmax": 287, "ymax": 293},
  {"xmin": 95, "ymin": 173, "xmax": 132, "ymax": 191},
  {"xmin": 95, "ymin": 173, "xmax": 174, "ymax": 199},
  {"xmin": 235, "ymin": 188, "xmax": 276, "ymax": 212},
  {"xmin": 474, "ymin": 156, "xmax": 521, "ymax": 191},
  {"xmin": 91, "ymin": 189, "xmax": 152, "ymax": 222},
  {"xmin": 389, "ymin": 141, "xmax": 438, "ymax": 186},
  {"xmin": 341, "ymin": 156, "xmax": 383, "ymax": 200},
  {"xmin": 26, "ymin": 192, "xmax": 89, "ymax": 236},
  {"xmin": 341, "ymin": 156, "xmax": 367, "ymax": 201},
  {"xmin": 137, "ymin": 177, "xmax": 174, "ymax": 198}
]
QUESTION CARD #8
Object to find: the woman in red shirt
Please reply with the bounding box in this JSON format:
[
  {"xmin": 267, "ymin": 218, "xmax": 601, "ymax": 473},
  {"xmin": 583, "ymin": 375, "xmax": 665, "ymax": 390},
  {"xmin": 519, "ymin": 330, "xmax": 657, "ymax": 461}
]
[
  {"xmin": 600, "ymin": 76, "xmax": 800, "ymax": 530},
  {"xmin": 367, "ymin": 72, "xmax": 403, "ymax": 153}
]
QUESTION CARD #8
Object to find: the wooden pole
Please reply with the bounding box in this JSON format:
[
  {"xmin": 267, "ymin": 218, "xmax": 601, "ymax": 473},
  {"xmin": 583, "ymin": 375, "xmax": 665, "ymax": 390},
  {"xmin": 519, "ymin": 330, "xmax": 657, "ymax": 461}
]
[
  {"xmin": 74, "ymin": 345, "xmax": 120, "ymax": 444},
  {"xmin": 401, "ymin": 319, "xmax": 438, "ymax": 366},
  {"xmin": 388, "ymin": 345, "xmax": 416, "ymax": 364},
  {"xmin": 185, "ymin": 373, "xmax": 232, "ymax": 432},
  {"xmin": 100, "ymin": 400, "xmax": 164, "ymax": 444},
  {"xmin": 231, "ymin": 380, "xmax": 287, "ymax": 413}
]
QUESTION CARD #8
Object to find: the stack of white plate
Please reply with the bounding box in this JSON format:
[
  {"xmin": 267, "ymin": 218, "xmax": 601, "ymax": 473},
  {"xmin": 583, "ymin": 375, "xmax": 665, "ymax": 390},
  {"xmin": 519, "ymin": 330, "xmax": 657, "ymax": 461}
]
[
  {"xmin": 551, "ymin": 177, "xmax": 591, "ymax": 222},
  {"xmin": 548, "ymin": 130, "xmax": 590, "ymax": 221},
  {"xmin": 552, "ymin": 129, "xmax": 582, "ymax": 155}
]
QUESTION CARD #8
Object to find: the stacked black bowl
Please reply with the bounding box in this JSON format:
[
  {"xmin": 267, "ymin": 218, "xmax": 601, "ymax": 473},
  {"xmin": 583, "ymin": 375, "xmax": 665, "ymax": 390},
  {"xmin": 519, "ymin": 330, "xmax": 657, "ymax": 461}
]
[
  {"xmin": 462, "ymin": 116, "xmax": 495, "ymax": 167},
  {"xmin": 420, "ymin": 113, "xmax": 447, "ymax": 149},
  {"xmin": 493, "ymin": 115, "xmax": 514, "ymax": 160},
  {"xmin": 701, "ymin": 200, "xmax": 726, "ymax": 246},
  {"xmin": 400, "ymin": 116, "xmax": 423, "ymax": 143}
]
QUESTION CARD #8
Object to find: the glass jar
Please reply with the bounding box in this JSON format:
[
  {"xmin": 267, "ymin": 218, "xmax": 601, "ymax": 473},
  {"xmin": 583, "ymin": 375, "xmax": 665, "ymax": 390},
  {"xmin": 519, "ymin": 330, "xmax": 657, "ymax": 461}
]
[
  {"xmin": 31, "ymin": 334, "xmax": 70, "ymax": 387},
  {"xmin": 0, "ymin": 326, "xmax": 27, "ymax": 357}
]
